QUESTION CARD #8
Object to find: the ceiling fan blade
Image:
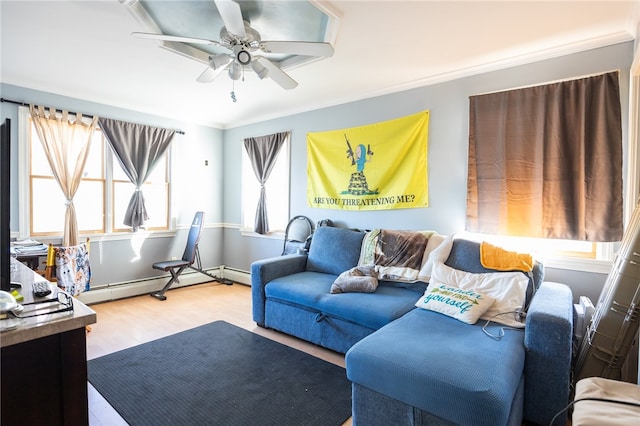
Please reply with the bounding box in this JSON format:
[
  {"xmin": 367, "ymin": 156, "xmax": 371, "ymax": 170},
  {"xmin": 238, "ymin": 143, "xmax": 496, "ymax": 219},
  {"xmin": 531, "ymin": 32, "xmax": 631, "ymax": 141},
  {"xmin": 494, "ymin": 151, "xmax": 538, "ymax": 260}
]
[
  {"xmin": 196, "ymin": 65, "xmax": 227, "ymax": 83},
  {"xmin": 260, "ymin": 41, "xmax": 334, "ymax": 57},
  {"xmin": 256, "ymin": 57, "xmax": 298, "ymax": 90},
  {"xmin": 214, "ymin": 0, "xmax": 246, "ymax": 38},
  {"xmin": 132, "ymin": 32, "xmax": 220, "ymax": 46}
]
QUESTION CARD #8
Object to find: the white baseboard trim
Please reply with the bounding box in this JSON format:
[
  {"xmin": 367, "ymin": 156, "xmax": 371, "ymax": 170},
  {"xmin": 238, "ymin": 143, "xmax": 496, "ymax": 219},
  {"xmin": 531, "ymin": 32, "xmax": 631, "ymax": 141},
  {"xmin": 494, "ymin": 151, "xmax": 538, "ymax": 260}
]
[
  {"xmin": 220, "ymin": 265, "xmax": 251, "ymax": 286},
  {"xmin": 77, "ymin": 266, "xmax": 251, "ymax": 305}
]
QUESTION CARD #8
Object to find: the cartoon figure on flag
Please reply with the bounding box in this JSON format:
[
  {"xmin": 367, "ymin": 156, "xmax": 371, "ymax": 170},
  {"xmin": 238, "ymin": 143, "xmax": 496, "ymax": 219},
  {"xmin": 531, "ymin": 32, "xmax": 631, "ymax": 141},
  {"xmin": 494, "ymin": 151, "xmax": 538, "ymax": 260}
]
[{"xmin": 343, "ymin": 134, "xmax": 378, "ymax": 195}]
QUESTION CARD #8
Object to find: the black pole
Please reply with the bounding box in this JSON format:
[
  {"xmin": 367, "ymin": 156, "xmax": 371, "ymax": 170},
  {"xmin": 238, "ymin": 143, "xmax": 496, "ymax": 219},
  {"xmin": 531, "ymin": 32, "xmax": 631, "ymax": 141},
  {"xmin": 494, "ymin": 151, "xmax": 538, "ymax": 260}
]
[{"xmin": 0, "ymin": 97, "xmax": 185, "ymax": 135}]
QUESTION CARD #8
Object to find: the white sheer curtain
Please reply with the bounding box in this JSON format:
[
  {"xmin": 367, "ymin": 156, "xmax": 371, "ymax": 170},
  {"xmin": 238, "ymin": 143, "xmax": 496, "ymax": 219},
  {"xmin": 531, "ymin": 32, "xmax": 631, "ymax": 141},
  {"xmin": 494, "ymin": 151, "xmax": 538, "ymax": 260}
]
[{"xmin": 29, "ymin": 105, "xmax": 98, "ymax": 246}]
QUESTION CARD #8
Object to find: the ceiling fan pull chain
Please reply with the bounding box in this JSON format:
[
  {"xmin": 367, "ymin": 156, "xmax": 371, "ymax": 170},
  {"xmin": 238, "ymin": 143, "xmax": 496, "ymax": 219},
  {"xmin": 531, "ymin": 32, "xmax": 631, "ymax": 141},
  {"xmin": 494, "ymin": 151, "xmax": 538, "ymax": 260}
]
[{"xmin": 230, "ymin": 79, "xmax": 237, "ymax": 103}]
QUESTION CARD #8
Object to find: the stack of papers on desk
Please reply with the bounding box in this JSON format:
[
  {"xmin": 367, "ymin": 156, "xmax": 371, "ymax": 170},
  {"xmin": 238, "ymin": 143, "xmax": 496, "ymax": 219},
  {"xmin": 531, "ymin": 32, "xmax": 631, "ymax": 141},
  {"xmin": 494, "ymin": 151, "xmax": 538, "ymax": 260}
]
[{"xmin": 11, "ymin": 239, "xmax": 48, "ymax": 254}]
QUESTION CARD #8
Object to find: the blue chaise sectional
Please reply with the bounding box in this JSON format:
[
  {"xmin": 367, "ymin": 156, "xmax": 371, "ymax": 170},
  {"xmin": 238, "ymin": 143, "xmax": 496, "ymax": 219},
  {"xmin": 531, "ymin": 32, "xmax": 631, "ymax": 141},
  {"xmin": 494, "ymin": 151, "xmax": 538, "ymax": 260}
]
[{"xmin": 251, "ymin": 225, "xmax": 573, "ymax": 425}]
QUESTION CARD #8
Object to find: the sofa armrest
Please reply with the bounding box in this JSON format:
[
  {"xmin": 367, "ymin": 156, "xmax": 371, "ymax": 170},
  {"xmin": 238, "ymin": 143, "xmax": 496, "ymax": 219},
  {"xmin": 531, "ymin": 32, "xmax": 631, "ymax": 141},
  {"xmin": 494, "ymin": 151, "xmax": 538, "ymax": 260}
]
[
  {"xmin": 523, "ymin": 281, "xmax": 573, "ymax": 426},
  {"xmin": 251, "ymin": 254, "xmax": 308, "ymax": 326}
]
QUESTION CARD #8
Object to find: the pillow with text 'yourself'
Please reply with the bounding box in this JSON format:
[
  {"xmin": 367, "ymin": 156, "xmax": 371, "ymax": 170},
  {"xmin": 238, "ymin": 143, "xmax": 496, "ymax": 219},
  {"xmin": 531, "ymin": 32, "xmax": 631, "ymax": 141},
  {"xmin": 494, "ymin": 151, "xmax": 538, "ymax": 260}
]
[
  {"xmin": 415, "ymin": 284, "xmax": 495, "ymax": 324},
  {"xmin": 430, "ymin": 262, "xmax": 528, "ymax": 328}
]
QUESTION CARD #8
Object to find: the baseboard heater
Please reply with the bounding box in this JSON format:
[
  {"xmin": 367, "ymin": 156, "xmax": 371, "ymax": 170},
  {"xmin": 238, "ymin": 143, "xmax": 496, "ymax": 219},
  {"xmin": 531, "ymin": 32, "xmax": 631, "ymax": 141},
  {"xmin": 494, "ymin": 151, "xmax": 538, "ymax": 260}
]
[{"xmin": 78, "ymin": 266, "xmax": 251, "ymax": 305}]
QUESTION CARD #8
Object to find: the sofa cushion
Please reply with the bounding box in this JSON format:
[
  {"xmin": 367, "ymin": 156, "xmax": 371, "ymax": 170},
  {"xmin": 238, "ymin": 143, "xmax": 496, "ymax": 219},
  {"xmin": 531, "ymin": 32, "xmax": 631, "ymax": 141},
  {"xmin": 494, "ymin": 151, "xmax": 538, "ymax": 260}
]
[
  {"xmin": 306, "ymin": 226, "xmax": 365, "ymax": 275},
  {"xmin": 265, "ymin": 271, "xmax": 420, "ymax": 330},
  {"xmin": 265, "ymin": 271, "xmax": 336, "ymax": 306},
  {"xmin": 318, "ymin": 286, "xmax": 420, "ymax": 330},
  {"xmin": 346, "ymin": 308, "xmax": 526, "ymax": 426}
]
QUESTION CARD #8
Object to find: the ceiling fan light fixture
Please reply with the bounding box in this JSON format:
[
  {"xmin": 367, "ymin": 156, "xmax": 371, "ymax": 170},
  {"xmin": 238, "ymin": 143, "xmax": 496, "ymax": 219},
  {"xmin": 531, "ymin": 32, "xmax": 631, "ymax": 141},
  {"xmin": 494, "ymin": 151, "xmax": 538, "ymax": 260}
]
[
  {"xmin": 130, "ymin": 0, "xmax": 332, "ymax": 91},
  {"xmin": 228, "ymin": 61, "xmax": 242, "ymax": 80},
  {"xmin": 251, "ymin": 60, "xmax": 268, "ymax": 79},
  {"xmin": 209, "ymin": 54, "xmax": 230, "ymax": 70},
  {"xmin": 236, "ymin": 49, "xmax": 251, "ymax": 66}
]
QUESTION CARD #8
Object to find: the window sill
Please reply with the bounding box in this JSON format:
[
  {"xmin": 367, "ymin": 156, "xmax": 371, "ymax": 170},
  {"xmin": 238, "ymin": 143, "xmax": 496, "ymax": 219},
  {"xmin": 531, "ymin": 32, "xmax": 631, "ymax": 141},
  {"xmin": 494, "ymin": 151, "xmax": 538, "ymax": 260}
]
[
  {"xmin": 239, "ymin": 229, "xmax": 285, "ymax": 239},
  {"xmin": 32, "ymin": 230, "xmax": 177, "ymax": 244},
  {"xmin": 542, "ymin": 256, "xmax": 612, "ymax": 274}
]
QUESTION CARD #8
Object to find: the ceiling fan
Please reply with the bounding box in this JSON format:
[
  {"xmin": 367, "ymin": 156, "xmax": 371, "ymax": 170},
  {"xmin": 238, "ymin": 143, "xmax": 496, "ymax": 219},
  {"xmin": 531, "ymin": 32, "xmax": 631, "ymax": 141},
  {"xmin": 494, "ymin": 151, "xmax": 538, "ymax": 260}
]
[{"xmin": 132, "ymin": 0, "xmax": 334, "ymax": 91}]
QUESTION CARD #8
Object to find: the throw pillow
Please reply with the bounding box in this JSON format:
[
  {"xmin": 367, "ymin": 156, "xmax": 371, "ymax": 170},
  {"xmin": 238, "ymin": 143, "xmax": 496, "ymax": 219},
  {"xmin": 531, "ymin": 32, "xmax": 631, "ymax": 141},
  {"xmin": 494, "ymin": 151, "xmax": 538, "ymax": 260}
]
[
  {"xmin": 415, "ymin": 284, "xmax": 495, "ymax": 324},
  {"xmin": 417, "ymin": 234, "xmax": 453, "ymax": 282},
  {"xmin": 430, "ymin": 262, "xmax": 529, "ymax": 327},
  {"xmin": 330, "ymin": 266, "xmax": 379, "ymax": 293},
  {"xmin": 445, "ymin": 238, "xmax": 542, "ymax": 316}
]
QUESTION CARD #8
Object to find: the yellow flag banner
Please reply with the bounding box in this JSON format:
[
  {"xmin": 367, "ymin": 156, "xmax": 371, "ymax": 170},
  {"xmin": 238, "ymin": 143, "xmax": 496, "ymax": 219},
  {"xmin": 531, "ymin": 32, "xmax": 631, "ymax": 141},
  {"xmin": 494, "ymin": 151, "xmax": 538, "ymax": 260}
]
[{"xmin": 307, "ymin": 110, "xmax": 429, "ymax": 210}]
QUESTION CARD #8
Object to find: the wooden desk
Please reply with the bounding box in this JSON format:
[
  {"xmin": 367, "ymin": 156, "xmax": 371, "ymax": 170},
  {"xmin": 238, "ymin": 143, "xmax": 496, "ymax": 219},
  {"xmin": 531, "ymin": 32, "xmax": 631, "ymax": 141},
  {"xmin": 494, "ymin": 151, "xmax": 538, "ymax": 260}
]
[{"xmin": 1, "ymin": 261, "xmax": 97, "ymax": 426}]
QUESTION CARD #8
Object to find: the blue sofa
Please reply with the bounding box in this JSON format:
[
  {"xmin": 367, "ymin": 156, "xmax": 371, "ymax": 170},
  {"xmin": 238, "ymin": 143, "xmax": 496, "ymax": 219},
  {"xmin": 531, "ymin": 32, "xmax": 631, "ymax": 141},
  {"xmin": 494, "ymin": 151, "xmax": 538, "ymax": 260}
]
[{"xmin": 251, "ymin": 226, "xmax": 573, "ymax": 425}]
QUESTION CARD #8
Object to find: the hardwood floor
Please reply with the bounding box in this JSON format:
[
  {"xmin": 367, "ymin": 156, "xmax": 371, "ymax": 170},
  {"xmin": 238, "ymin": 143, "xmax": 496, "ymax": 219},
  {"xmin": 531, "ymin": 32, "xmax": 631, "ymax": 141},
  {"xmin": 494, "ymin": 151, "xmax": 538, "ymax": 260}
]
[{"xmin": 85, "ymin": 281, "xmax": 351, "ymax": 426}]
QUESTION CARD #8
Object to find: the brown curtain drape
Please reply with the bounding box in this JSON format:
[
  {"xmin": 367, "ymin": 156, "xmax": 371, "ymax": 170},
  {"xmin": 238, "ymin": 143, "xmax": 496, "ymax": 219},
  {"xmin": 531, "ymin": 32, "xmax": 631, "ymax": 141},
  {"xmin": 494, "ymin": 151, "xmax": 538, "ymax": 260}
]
[
  {"xmin": 243, "ymin": 131, "xmax": 288, "ymax": 234},
  {"xmin": 30, "ymin": 105, "xmax": 98, "ymax": 246},
  {"xmin": 467, "ymin": 71, "xmax": 623, "ymax": 241}
]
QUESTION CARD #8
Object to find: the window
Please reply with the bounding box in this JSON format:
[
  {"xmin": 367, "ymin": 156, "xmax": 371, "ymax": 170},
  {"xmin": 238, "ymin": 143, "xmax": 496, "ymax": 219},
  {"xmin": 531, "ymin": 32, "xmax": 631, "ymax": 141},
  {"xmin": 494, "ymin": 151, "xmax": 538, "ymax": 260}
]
[
  {"xmin": 30, "ymin": 122, "xmax": 105, "ymax": 235},
  {"xmin": 20, "ymin": 107, "xmax": 170, "ymax": 237},
  {"xmin": 466, "ymin": 72, "xmax": 624, "ymax": 272},
  {"xmin": 460, "ymin": 232, "xmax": 612, "ymax": 269},
  {"xmin": 241, "ymin": 135, "xmax": 290, "ymax": 234},
  {"xmin": 111, "ymin": 151, "xmax": 169, "ymax": 232}
]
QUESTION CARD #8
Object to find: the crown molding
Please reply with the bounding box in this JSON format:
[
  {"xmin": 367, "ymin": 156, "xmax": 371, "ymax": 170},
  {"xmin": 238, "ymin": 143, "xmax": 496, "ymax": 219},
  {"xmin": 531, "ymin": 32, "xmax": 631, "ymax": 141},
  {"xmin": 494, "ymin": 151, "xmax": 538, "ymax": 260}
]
[{"xmin": 227, "ymin": 31, "xmax": 635, "ymax": 129}]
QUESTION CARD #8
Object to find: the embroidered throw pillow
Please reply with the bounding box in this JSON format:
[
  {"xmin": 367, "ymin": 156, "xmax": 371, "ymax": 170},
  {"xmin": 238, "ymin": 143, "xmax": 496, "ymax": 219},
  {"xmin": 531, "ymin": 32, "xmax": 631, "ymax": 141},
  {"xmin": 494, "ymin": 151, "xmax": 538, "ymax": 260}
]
[{"xmin": 415, "ymin": 284, "xmax": 495, "ymax": 324}]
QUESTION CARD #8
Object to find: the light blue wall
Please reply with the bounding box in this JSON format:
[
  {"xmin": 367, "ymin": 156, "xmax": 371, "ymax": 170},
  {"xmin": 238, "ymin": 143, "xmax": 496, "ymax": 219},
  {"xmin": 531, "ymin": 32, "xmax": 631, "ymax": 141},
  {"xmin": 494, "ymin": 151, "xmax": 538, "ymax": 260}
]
[
  {"xmin": 1, "ymin": 40, "xmax": 635, "ymax": 300},
  {"xmin": 222, "ymin": 41, "xmax": 634, "ymax": 303},
  {"xmin": 1, "ymin": 83, "xmax": 225, "ymax": 287}
]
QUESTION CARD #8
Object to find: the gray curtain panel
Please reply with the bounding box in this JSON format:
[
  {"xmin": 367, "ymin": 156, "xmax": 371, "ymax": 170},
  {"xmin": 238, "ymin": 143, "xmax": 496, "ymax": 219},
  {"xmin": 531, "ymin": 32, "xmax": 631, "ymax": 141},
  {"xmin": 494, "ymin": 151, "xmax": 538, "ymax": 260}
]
[
  {"xmin": 467, "ymin": 71, "xmax": 623, "ymax": 241},
  {"xmin": 99, "ymin": 118, "xmax": 175, "ymax": 231},
  {"xmin": 243, "ymin": 131, "xmax": 288, "ymax": 234}
]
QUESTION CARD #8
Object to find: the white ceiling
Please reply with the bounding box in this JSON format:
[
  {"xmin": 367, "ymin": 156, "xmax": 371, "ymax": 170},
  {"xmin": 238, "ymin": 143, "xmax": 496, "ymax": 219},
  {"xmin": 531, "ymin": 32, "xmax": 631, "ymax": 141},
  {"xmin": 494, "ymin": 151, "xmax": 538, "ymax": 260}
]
[{"xmin": 1, "ymin": 1, "xmax": 638, "ymax": 129}]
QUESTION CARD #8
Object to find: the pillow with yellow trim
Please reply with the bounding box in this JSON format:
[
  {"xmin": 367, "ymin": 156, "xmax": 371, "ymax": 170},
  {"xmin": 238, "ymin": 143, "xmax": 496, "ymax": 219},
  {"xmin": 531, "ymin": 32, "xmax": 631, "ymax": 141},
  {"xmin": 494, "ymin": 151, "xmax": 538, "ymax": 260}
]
[
  {"xmin": 415, "ymin": 284, "xmax": 495, "ymax": 324},
  {"xmin": 430, "ymin": 261, "xmax": 528, "ymax": 327}
]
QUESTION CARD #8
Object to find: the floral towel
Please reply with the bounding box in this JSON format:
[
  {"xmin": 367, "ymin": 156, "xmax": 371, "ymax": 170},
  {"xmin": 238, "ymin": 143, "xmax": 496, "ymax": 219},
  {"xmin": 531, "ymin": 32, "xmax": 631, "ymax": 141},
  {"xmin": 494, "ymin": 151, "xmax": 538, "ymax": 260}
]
[{"xmin": 55, "ymin": 243, "xmax": 91, "ymax": 296}]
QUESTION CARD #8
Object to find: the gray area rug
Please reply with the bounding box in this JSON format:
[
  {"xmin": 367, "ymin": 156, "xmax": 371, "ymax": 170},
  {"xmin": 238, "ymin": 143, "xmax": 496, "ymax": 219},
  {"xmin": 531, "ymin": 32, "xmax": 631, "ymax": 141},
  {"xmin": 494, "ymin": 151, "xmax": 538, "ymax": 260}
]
[{"xmin": 88, "ymin": 320, "xmax": 352, "ymax": 426}]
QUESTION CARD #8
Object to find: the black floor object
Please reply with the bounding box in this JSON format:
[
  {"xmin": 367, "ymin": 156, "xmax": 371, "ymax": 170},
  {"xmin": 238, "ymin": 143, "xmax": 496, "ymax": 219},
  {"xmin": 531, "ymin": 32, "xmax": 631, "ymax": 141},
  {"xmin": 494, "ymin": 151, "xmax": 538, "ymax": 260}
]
[{"xmin": 88, "ymin": 320, "xmax": 352, "ymax": 426}]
